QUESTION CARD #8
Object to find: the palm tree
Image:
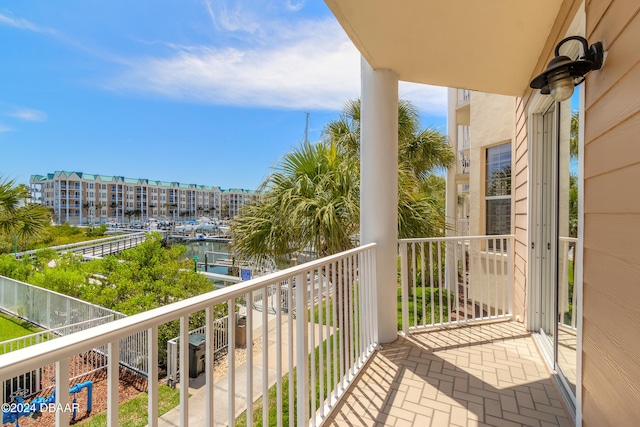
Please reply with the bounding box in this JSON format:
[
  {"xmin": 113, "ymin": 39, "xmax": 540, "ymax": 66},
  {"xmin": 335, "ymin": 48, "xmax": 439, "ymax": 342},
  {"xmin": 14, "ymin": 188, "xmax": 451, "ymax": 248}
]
[
  {"xmin": 232, "ymin": 141, "xmax": 359, "ymax": 266},
  {"xmin": 231, "ymin": 98, "xmax": 454, "ymax": 265},
  {"xmin": 95, "ymin": 202, "xmax": 106, "ymax": 223},
  {"xmin": 326, "ymin": 98, "xmax": 454, "ymax": 238},
  {"xmin": 82, "ymin": 202, "xmax": 91, "ymax": 224},
  {"xmin": 0, "ymin": 178, "xmax": 50, "ymax": 253},
  {"xmin": 324, "ymin": 99, "xmax": 454, "ymax": 179}
]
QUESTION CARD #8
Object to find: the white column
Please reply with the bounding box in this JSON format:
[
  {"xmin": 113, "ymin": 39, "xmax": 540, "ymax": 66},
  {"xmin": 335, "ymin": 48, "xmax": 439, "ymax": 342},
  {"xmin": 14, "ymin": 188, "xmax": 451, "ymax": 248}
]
[{"xmin": 360, "ymin": 56, "xmax": 398, "ymax": 344}]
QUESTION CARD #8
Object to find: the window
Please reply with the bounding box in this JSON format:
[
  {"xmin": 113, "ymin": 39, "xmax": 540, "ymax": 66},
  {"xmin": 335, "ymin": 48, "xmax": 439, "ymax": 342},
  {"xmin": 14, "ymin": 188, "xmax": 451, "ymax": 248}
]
[
  {"xmin": 88, "ymin": 183, "xmax": 94, "ymax": 189},
  {"xmin": 485, "ymin": 143, "xmax": 512, "ymax": 245}
]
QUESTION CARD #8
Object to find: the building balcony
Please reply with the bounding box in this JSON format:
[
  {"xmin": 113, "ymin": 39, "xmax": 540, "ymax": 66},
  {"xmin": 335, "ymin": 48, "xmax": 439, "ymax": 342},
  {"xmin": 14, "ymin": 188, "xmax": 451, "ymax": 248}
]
[
  {"xmin": 458, "ymin": 148, "xmax": 471, "ymax": 177},
  {"xmin": 457, "ymin": 89, "xmax": 471, "ymax": 107},
  {"xmin": 0, "ymin": 236, "xmax": 572, "ymax": 427}
]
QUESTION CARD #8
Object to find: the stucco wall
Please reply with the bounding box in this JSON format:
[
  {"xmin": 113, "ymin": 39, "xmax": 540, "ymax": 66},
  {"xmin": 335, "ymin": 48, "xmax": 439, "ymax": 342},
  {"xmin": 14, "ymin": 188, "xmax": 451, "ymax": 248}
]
[{"xmin": 468, "ymin": 92, "xmax": 516, "ymax": 238}]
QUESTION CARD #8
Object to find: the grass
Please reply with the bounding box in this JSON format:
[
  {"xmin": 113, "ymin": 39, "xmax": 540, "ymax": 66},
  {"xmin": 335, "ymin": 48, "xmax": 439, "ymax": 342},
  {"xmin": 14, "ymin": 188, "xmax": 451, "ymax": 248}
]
[
  {"xmin": 310, "ymin": 298, "xmax": 334, "ymax": 326},
  {"xmin": 0, "ymin": 313, "xmax": 41, "ymax": 353},
  {"xmin": 77, "ymin": 385, "xmax": 180, "ymax": 427},
  {"xmin": 396, "ymin": 286, "xmax": 452, "ymax": 330}
]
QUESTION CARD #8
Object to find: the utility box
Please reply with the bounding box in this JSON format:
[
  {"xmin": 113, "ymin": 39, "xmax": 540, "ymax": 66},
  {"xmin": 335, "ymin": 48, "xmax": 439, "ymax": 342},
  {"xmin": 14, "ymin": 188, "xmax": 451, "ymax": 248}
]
[
  {"xmin": 188, "ymin": 333, "xmax": 206, "ymax": 378},
  {"xmin": 235, "ymin": 316, "xmax": 247, "ymax": 348}
]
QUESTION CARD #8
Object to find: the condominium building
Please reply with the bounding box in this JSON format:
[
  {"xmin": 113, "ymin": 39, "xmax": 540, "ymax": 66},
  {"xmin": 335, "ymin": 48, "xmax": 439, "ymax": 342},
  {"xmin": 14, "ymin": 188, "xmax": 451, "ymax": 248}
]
[
  {"xmin": 446, "ymin": 89, "xmax": 517, "ymax": 239},
  {"xmin": 29, "ymin": 171, "xmax": 259, "ymax": 225}
]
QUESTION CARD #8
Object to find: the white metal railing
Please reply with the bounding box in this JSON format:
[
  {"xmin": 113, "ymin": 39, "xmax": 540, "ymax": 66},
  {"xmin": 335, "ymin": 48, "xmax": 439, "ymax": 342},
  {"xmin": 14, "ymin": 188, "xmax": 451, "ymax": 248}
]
[
  {"xmin": 457, "ymin": 89, "xmax": 471, "ymax": 105},
  {"xmin": 0, "ymin": 275, "xmax": 148, "ymax": 402},
  {"xmin": 455, "ymin": 219, "xmax": 470, "ymax": 236},
  {"xmin": 399, "ymin": 235, "xmax": 513, "ymax": 332},
  {"xmin": 0, "ymin": 243, "xmax": 377, "ymax": 427},
  {"xmin": 459, "ymin": 148, "xmax": 470, "ymax": 175},
  {"xmin": 458, "ymin": 125, "xmax": 470, "ymax": 150},
  {"xmin": 559, "ymin": 237, "xmax": 578, "ymax": 330}
]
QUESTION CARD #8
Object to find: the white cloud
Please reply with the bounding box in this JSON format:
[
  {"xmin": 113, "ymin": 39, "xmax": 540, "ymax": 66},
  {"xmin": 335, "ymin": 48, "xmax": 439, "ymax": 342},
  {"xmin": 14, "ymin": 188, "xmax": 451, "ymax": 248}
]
[
  {"xmin": 0, "ymin": 123, "xmax": 12, "ymax": 132},
  {"xmin": 112, "ymin": 18, "xmax": 361, "ymax": 110},
  {"xmin": 399, "ymin": 82, "xmax": 448, "ymax": 117},
  {"xmin": 6, "ymin": 108, "xmax": 47, "ymax": 122},
  {"xmin": 111, "ymin": 17, "xmax": 447, "ymax": 115},
  {"xmin": 0, "ymin": 12, "xmax": 56, "ymax": 35}
]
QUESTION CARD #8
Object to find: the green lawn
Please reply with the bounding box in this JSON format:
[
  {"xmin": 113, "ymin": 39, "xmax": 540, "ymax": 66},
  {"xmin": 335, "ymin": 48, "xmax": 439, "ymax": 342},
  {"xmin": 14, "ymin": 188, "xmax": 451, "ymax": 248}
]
[
  {"xmin": 77, "ymin": 385, "xmax": 180, "ymax": 427},
  {"xmin": 0, "ymin": 313, "xmax": 41, "ymax": 353},
  {"xmin": 397, "ymin": 285, "xmax": 452, "ymax": 330}
]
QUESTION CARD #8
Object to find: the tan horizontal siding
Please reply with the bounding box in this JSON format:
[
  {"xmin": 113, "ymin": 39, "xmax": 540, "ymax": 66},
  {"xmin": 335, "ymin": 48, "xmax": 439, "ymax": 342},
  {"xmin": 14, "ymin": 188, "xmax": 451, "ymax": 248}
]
[
  {"xmin": 585, "ymin": 110, "xmax": 640, "ymax": 179},
  {"xmin": 584, "ymin": 0, "xmax": 640, "ymax": 424}
]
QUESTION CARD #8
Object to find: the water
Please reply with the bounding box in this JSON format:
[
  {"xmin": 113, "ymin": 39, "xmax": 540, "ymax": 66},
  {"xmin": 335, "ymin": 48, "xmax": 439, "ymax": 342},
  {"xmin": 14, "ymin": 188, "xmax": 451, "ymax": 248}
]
[{"xmin": 183, "ymin": 240, "xmax": 232, "ymax": 275}]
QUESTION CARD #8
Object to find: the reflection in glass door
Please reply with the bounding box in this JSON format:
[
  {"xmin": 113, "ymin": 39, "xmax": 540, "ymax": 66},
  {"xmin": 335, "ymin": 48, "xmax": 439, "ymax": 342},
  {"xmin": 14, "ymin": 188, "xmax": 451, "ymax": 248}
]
[
  {"xmin": 534, "ymin": 96, "xmax": 579, "ymax": 405},
  {"xmin": 557, "ymin": 99, "xmax": 578, "ymax": 397}
]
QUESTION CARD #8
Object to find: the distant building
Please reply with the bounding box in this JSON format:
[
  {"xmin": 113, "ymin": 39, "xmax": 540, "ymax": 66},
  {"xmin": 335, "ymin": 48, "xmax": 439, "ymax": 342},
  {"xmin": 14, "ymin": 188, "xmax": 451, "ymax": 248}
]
[{"xmin": 29, "ymin": 171, "xmax": 259, "ymax": 225}]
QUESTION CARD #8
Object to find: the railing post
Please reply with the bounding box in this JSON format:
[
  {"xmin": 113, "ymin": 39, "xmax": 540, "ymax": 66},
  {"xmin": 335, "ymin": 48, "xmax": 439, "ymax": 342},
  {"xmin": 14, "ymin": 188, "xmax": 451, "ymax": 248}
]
[
  {"xmin": 107, "ymin": 340, "xmax": 120, "ymax": 427},
  {"xmin": 179, "ymin": 315, "xmax": 189, "ymax": 427},
  {"xmin": 295, "ymin": 272, "xmax": 309, "ymax": 425},
  {"xmin": 228, "ymin": 298, "xmax": 236, "ymax": 427},
  {"xmin": 509, "ymin": 236, "xmax": 514, "ymax": 317},
  {"xmin": 56, "ymin": 359, "xmax": 70, "ymax": 427},
  {"xmin": 400, "ymin": 243, "xmax": 409, "ymax": 334},
  {"xmin": 148, "ymin": 326, "xmax": 159, "ymax": 427},
  {"xmin": 205, "ymin": 306, "xmax": 215, "ymax": 426}
]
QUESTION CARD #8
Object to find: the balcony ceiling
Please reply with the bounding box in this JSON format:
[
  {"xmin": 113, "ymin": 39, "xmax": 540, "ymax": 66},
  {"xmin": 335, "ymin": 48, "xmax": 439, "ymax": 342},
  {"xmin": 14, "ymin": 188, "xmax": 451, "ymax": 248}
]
[{"xmin": 325, "ymin": 0, "xmax": 563, "ymax": 96}]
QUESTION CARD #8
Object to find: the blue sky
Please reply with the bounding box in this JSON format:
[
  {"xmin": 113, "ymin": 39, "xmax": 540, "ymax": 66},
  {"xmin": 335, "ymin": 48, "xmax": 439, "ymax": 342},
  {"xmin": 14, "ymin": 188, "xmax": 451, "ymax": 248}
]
[{"xmin": 0, "ymin": 1, "xmax": 447, "ymax": 190}]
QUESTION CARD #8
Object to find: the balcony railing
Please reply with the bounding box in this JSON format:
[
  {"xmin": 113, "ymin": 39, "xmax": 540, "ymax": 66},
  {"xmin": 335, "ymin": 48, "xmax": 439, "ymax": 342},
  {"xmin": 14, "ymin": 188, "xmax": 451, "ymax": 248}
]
[
  {"xmin": 458, "ymin": 125, "xmax": 470, "ymax": 150},
  {"xmin": 0, "ymin": 243, "xmax": 378, "ymax": 427},
  {"xmin": 399, "ymin": 235, "xmax": 513, "ymax": 332},
  {"xmin": 459, "ymin": 148, "xmax": 471, "ymax": 175},
  {"xmin": 457, "ymin": 89, "xmax": 471, "ymax": 106}
]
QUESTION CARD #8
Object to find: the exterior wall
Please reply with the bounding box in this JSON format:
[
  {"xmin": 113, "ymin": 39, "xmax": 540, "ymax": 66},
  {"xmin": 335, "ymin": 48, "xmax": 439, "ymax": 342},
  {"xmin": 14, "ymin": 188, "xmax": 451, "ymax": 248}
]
[
  {"xmin": 468, "ymin": 92, "xmax": 516, "ymax": 238},
  {"xmin": 581, "ymin": 0, "xmax": 640, "ymax": 425}
]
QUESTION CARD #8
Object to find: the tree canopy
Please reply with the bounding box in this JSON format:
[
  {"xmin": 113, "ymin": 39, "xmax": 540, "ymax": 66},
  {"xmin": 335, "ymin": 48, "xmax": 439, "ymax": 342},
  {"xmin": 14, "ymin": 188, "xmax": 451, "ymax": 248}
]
[{"xmin": 0, "ymin": 177, "xmax": 51, "ymax": 253}]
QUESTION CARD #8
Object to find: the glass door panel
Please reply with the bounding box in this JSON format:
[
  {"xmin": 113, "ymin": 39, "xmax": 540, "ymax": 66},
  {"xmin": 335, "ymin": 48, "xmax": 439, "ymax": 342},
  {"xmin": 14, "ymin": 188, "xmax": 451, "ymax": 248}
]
[{"xmin": 557, "ymin": 97, "xmax": 579, "ymax": 396}]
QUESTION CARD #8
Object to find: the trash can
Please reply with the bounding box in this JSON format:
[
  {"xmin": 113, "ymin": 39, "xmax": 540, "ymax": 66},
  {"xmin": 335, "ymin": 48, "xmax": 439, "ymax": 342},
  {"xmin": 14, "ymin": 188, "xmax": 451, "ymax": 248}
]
[
  {"xmin": 235, "ymin": 316, "xmax": 247, "ymax": 348},
  {"xmin": 188, "ymin": 333, "xmax": 206, "ymax": 378}
]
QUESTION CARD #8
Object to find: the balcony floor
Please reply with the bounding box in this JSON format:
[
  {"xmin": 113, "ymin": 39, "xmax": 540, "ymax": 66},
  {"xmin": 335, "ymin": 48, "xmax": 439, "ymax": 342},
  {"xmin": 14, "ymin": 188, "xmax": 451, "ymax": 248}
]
[{"xmin": 325, "ymin": 321, "xmax": 573, "ymax": 427}]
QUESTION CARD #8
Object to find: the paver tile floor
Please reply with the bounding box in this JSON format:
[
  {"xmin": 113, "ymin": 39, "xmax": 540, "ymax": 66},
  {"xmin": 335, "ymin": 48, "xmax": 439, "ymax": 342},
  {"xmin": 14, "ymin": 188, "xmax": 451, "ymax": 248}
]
[{"xmin": 325, "ymin": 321, "xmax": 573, "ymax": 427}]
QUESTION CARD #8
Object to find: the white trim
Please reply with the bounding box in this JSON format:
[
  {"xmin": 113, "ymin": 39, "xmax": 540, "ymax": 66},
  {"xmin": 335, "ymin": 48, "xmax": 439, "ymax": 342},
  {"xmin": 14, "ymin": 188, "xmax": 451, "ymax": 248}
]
[
  {"xmin": 575, "ymin": 77, "xmax": 585, "ymax": 427},
  {"xmin": 526, "ymin": 91, "xmax": 554, "ymax": 332}
]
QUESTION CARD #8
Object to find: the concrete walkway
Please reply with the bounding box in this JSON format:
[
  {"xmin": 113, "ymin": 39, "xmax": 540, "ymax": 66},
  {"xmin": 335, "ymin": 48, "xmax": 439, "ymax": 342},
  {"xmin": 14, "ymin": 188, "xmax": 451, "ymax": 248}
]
[{"xmin": 158, "ymin": 311, "xmax": 292, "ymax": 427}]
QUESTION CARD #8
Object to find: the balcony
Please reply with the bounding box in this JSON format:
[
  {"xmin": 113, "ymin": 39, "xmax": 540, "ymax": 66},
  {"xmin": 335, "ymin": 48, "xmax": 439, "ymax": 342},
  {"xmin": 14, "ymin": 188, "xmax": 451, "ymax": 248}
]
[
  {"xmin": 0, "ymin": 236, "xmax": 572, "ymax": 426},
  {"xmin": 457, "ymin": 89, "xmax": 471, "ymax": 107},
  {"xmin": 458, "ymin": 148, "xmax": 471, "ymax": 176}
]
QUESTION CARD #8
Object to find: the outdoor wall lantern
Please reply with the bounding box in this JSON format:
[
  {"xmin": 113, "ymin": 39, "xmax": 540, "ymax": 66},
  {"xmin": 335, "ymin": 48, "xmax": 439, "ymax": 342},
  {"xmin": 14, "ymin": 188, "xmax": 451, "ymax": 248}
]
[{"xmin": 530, "ymin": 35, "xmax": 604, "ymax": 102}]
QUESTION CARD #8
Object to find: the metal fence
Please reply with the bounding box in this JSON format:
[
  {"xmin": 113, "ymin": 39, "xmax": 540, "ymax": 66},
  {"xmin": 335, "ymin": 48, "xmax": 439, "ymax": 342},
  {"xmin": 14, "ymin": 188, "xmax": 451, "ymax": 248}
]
[{"xmin": 0, "ymin": 276, "xmax": 148, "ymax": 401}]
